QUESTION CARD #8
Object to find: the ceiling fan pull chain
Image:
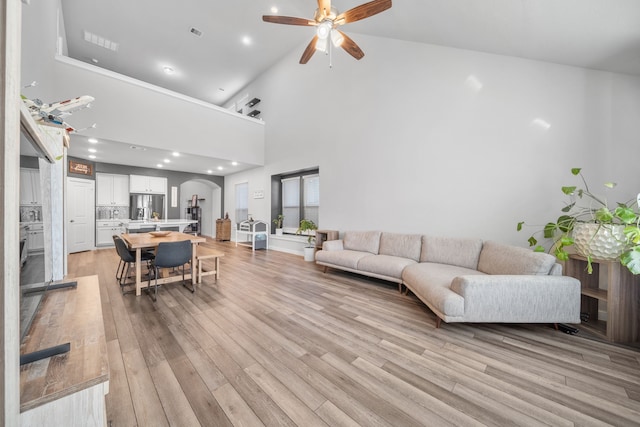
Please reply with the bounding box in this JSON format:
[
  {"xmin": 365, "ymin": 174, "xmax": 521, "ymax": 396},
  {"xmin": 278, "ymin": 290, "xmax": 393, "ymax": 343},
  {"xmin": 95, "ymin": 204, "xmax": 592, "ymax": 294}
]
[{"xmin": 329, "ymin": 41, "xmax": 333, "ymax": 68}]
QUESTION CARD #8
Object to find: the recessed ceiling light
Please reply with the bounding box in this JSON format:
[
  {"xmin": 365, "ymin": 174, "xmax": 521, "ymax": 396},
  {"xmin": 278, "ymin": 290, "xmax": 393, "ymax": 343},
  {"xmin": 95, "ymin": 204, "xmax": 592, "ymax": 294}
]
[
  {"xmin": 88, "ymin": 148, "xmax": 97, "ymax": 153},
  {"xmin": 163, "ymin": 159, "xmax": 170, "ymax": 163},
  {"xmin": 231, "ymin": 161, "xmax": 238, "ymax": 166},
  {"xmin": 157, "ymin": 164, "xmax": 163, "ymax": 168},
  {"xmin": 90, "ymin": 58, "xmax": 99, "ymax": 64},
  {"xmin": 270, "ymin": 6, "xmax": 278, "ymax": 13},
  {"xmin": 130, "ymin": 145, "xmax": 147, "ymax": 151},
  {"xmin": 218, "ymin": 88, "xmax": 225, "ymax": 92},
  {"xmin": 189, "ymin": 27, "xmax": 203, "ymax": 37},
  {"xmin": 88, "ymin": 155, "xmax": 96, "ymax": 159},
  {"xmin": 242, "ymin": 36, "xmax": 252, "ymax": 46},
  {"xmin": 207, "ymin": 170, "xmax": 213, "ymax": 174},
  {"xmin": 163, "ymin": 66, "xmax": 175, "ymax": 75},
  {"xmin": 88, "ymin": 138, "xmax": 98, "ymax": 143},
  {"xmin": 172, "ymin": 151, "xmax": 180, "ymax": 157},
  {"xmin": 217, "ymin": 166, "xmax": 224, "ymax": 171}
]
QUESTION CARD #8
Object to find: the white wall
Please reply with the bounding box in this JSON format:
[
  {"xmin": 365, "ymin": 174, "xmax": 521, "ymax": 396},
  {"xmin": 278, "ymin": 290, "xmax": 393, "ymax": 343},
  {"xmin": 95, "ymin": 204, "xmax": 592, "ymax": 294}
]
[{"xmin": 225, "ymin": 34, "xmax": 640, "ymax": 246}]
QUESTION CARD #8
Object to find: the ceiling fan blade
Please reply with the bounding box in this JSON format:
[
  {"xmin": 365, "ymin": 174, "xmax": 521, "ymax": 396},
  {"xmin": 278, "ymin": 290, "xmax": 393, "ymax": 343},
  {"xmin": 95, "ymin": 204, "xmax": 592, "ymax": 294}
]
[
  {"xmin": 300, "ymin": 36, "xmax": 319, "ymax": 64},
  {"xmin": 336, "ymin": 0, "xmax": 392, "ymax": 25},
  {"xmin": 262, "ymin": 15, "xmax": 316, "ymax": 26},
  {"xmin": 338, "ymin": 31, "xmax": 365, "ymax": 60},
  {"xmin": 317, "ymin": 0, "xmax": 332, "ymax": 18}
]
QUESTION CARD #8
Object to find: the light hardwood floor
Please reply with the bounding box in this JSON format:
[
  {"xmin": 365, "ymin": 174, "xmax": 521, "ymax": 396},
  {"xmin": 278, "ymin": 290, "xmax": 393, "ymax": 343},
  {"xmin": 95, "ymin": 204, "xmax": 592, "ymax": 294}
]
[{"xmin": 66, "ymin": 238, "xmax": 640, "ymax": 427}]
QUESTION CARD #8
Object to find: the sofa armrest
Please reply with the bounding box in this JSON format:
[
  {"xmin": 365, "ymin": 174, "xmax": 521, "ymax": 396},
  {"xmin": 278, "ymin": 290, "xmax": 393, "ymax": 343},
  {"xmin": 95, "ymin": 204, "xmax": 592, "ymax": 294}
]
[
  {"xmin": 450, "ymin": 275, "xmax": 581, "ymax": 323},
  {"xmin": 323, "ymin": 239, "xmax": 344, "ymax": 251}
]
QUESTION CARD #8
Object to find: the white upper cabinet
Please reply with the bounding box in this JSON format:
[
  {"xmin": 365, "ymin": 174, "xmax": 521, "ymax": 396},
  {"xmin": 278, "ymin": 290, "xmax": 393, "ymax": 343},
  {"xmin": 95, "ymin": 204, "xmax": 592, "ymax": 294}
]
[
  {"xmin": 20, "ymin": 168, "xmax": 41, "ymax": 205},
  {"xmin": 97, "ymin": 173, "xmax": 130, "ymax": 205},
  {"xmin": 130, "ymin": 174, "xmax": 166, "ymax": 194}
]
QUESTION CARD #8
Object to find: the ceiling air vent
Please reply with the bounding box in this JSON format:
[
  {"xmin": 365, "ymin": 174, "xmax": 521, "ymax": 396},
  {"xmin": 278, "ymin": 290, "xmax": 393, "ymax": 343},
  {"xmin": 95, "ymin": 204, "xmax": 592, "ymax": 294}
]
[
  {"xmin": 83, "ymin": 30, "xmax": 119, "ymax": 52},
  {"xmin": 189, "ymin": 27, "xmax": 203, "ymax": 37}
]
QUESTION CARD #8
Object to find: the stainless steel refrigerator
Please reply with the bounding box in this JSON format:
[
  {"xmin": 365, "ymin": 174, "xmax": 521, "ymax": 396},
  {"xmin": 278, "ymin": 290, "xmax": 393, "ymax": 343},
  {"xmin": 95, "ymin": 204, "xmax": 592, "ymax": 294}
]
[{"xmin": 129, "ymin": 194, "xmax": 164, "ymax": 220}]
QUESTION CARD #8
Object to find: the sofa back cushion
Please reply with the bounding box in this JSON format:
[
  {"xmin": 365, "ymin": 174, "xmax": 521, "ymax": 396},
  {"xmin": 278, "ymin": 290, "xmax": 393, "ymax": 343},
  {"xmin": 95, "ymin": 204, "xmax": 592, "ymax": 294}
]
[
  {"xmin": 477, "ymin": 241, "xmax": 556, "ymax": 275},
  {"xmin": 420, "ymin": 236, "xmax": 483, "ymax": 269},
  {"xmin": 343, "ymin": 231, "xmax": 382, "ymax": 254},
  {"xmin": 379, "ymin": 233, "xmax": 422, "ymax": 262}
]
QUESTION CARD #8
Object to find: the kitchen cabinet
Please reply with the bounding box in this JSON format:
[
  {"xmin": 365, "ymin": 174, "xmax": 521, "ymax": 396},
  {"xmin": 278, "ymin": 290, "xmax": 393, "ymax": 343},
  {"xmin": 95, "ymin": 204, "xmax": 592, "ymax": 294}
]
[
  {"xmin": 129, "ymin": 174, "xmax": 166, "ymax": 194},
  {"xmin": 20, "ymin": 168, "xmax": 41, "ymax": 205},
  {"xmin": 26, "ymin": 222, "xmax": 44, "ymax": 253},
  {"xmin": 96, "ymin": 173, "xmax": 129, "ymax": 205},
  {"xmin": 96, "ymin": 220, "xmax": 126, "ymax": 246}
]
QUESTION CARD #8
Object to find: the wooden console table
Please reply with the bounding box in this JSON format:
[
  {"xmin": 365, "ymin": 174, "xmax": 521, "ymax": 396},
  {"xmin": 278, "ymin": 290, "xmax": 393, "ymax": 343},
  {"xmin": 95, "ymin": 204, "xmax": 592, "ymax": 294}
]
[
  {"xmin": 564, "ymin": 255, "xmax": 640, "ymax": 343},
  {"xmin": 20, "ymin": 275, "xmax": 109, "ymax": 426}
]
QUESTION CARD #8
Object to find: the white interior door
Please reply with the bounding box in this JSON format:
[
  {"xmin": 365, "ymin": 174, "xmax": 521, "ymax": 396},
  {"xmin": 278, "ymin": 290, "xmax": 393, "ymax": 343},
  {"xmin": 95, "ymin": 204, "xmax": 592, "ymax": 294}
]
[{"xmin": 67, "ymin": 177, "xmax": 95, "ymax": 253}]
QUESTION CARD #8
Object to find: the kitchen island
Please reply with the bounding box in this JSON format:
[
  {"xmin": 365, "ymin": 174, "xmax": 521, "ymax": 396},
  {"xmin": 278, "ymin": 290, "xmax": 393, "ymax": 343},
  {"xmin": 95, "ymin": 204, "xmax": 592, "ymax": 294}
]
[{"xmin": 126, "ymin": 219, "xmax": 198, "ymax": 233}]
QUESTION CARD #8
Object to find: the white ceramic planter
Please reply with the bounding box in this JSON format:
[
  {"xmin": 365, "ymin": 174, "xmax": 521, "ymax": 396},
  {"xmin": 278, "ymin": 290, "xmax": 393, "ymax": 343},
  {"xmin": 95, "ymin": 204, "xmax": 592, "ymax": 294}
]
[
  {"xmin": 303, "ymin": 246, "xmax": 316, "ymax": 262},
  {"xmin": 275, "ymin": 228, "xmax": 283, "ymax": 236},
  {"xmin": 572, "ymin": 222, "xmax": 628, "ymax": 260}
]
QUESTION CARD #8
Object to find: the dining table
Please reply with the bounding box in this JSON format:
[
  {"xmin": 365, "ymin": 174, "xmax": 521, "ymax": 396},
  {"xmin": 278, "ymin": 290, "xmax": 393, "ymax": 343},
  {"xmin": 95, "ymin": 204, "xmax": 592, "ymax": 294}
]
[{"xmin": 120, "ymin": 231, "xmax": 206, "ymax": 296}]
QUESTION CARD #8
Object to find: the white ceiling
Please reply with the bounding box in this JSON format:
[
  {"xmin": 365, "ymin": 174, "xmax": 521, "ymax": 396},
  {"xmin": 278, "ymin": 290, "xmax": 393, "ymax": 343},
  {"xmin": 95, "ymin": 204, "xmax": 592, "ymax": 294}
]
[{"xmin": 53, "ymin": 0, "xmax": 640, "ymax": 173}]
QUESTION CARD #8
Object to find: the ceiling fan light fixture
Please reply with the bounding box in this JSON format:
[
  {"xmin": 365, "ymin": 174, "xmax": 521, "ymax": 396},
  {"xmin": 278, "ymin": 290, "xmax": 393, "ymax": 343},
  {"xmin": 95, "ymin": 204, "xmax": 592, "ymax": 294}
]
[
  {"xmin": 316, "ymin": 21, "xmax": 332, "ymax": 40},
  {"xmin": 315, "ymin": 37, "xmax": 328, "ymax": 52},
  {"xmin": 330, "ymin": 29, "xmax": 344, "ymax": 47}
]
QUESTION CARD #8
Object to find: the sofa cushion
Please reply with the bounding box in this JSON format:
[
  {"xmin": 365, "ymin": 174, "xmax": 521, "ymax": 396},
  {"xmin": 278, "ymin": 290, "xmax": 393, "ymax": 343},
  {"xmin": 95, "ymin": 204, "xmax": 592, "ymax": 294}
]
[
  {"xmin": 420, "ymin": 235, "xmax": 483, "ymax": 270},
  {"xmin": 477, "ymin": 241, "xmax": 556, "ymax": 275},
  {"xmin": 343, "ymin": 231, "xmax": 382, "ymax": 254},
  {"xmin": 315, "ymin": 249, "xmax": 370, "ymax": 270},
  {"xmin": 379, "ymin": 233, "xmax": 422, "ymax": 262},
  {"xmin": 402, "ymin": 263, "xmax": 484, "ymax": 317},
  {"xmin": 357, "ymin": 254, "xmax": 417, "ymax": 280}
]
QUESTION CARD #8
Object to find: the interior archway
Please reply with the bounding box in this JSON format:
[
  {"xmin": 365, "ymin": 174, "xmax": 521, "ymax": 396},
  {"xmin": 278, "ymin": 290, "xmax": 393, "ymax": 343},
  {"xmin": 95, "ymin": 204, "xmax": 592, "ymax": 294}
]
[{"xmin": 179, "ymin": 179, "xmax": 221, "ymax": 237}]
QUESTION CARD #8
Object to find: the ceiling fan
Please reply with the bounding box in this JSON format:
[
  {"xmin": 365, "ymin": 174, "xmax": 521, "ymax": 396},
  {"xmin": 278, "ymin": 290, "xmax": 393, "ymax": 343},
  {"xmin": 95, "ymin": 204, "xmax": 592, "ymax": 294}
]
[{"xmin": 263, "ymin": 0, "xmax": 392, "ymax": 64}]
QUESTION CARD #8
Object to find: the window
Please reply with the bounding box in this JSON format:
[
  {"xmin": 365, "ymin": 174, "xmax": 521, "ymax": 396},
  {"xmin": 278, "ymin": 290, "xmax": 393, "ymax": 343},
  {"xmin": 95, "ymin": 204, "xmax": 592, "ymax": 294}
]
[
  {"xmin": 280, "ymin": 171, "xmax": 319, "ymax": 234},
  {"xmin": 235, "ymin": 182, "xmax": 248, "ymax": 223}
]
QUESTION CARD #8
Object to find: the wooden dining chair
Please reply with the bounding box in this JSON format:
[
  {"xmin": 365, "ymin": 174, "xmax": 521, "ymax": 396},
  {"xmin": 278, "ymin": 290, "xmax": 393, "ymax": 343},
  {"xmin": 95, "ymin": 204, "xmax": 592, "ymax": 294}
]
[{"xmin": 147, "ymin": 240, "xmax": 193, "ymax": 301}]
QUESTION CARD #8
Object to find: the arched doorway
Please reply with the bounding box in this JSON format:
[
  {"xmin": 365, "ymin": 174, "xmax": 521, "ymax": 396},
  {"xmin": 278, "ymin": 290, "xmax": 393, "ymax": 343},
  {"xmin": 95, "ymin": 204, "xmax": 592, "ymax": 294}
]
[{"xmin": 179, "ymin": 179, "xmax": 221, "ymax": 238}]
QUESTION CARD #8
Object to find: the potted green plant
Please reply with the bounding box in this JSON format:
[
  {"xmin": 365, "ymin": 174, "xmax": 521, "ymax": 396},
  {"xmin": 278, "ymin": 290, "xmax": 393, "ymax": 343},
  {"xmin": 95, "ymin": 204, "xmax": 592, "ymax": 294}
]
[
  {"xmin": 297, "ymin": 219, "xmax": 318, "ymax": 261},
  {"xmin": 518, "ymin": 168, "xmax": 640, "ymax": 274},
  {"xmin": 273, "ymin": 214, "xmax": 284, "ymax": 236}
]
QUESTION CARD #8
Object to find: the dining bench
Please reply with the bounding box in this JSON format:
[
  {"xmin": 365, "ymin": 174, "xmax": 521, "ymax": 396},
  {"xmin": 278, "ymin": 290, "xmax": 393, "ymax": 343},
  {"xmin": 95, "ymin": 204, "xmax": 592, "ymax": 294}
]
[{"xmin": 196, "ymin": 247, "xmax": 225, "ymax": 283}]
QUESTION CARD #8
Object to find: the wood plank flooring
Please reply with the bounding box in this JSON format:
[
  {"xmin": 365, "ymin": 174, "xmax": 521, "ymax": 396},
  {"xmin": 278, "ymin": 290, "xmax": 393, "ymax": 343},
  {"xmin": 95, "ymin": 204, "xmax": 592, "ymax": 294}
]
[{"xmin": 66, "ymin": 239, "xmax": 640, "ymax": 426}]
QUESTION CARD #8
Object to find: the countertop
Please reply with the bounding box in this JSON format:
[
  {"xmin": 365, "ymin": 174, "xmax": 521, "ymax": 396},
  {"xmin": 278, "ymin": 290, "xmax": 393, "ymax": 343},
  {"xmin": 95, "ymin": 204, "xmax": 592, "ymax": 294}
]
[{"xmin": 126, "ymin": 219, "xmax": 197, "ymax": 229}]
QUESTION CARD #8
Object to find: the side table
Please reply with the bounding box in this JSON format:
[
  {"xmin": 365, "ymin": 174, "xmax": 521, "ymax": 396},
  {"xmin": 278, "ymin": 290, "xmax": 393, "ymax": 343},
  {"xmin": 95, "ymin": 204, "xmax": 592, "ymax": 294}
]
[
  {"xmin": 315, "ymin": 229, "xmax": 339, "ymax": 250},
  {"xmin": 564, "ymin": 255, "xmax": 640, "ymax": 343}
]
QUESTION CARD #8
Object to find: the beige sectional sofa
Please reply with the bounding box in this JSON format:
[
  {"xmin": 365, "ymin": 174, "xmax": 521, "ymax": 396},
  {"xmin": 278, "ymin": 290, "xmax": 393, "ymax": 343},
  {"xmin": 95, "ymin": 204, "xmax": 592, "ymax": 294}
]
[{"xmin": 315, "ymin": 231, "xmax": 581, "ymax": 327}]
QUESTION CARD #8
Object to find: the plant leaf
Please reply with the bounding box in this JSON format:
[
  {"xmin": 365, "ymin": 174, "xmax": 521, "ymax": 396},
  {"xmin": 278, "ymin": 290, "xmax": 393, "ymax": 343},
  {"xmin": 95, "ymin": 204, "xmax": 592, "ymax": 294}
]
[
  {"xmin": 517, "ymin": 222, "xmax": 524, "ymax": 231},
  {"xmin": 528, "ymin": 236, "xmax": 538, "ymax": 247},
  {"xmin": 595, "ymin": 207, "xmax": 613, "ymax": 223},
  {"xmin": 561, "ymin": 202, "xmax": 575, "ymax": 213},
  {"xmin": 562, "ymin": 186, "xmax": 576, "ymax": 195},
  {"xmin": 571, "ymin": 168, "xmax": 581, "ymax": 175},
  {"xmin": 556, "ymin": 215, "xmax": 575, "ymax": 233},
  {"xmin": 604, "ymin": 182, "xmax": 617, "ymax": 189},
  {"xmin": 615, "ymin": 206, "xmax": 638, "ymax": 224},
  {"xmin": 533, "ymin": 245, "xmax": 545, "ymax": 253},
  {"xmin": 620, "ymin": 247, "xmax": 640, "ymax": 275},
  {"xmin": 543, "ymin": 222, "xmax": 557, "ymax": 239}
]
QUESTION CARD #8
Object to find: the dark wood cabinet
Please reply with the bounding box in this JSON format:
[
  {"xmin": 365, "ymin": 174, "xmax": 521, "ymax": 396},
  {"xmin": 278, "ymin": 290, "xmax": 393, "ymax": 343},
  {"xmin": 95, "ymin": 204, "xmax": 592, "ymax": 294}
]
[{"xmin": 565, "ymin": 255, "xmax": 640, "ymax": 343}]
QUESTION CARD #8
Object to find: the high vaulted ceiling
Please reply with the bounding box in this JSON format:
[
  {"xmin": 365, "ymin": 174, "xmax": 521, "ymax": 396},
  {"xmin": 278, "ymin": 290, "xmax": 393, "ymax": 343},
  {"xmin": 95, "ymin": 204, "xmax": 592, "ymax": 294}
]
[
  {"xmin": 50, "ymin": 0, "xmax": 640, "ymax": 173},
  {"xmin": 61, "ymin": 0, "xmax": 640, "ymax": 107}
]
